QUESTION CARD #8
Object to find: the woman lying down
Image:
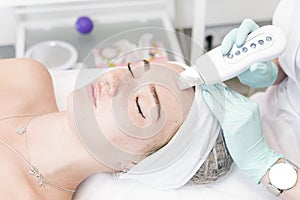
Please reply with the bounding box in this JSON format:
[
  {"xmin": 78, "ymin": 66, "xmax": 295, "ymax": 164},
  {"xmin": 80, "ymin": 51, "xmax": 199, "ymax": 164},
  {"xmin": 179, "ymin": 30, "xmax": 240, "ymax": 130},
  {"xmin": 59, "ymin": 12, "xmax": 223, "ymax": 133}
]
[{"xmin": 0, "ymin": 58, "xmax": 232, "ymax": 200}]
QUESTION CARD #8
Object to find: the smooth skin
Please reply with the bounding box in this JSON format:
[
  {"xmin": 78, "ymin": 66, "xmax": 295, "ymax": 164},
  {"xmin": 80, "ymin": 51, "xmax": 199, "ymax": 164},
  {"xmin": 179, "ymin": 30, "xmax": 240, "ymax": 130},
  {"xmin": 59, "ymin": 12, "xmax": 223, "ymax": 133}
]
[{"xmin": 0, "ymin": 58, "xmax": 194, "ymax": 200}]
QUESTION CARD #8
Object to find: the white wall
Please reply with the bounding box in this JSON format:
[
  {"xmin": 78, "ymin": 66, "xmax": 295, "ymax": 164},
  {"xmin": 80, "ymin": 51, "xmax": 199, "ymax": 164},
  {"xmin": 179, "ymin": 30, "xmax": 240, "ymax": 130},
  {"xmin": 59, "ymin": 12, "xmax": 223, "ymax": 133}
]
[{"xmin": 175, "ymin": 0, "xmax": 281, "ymax": 28}]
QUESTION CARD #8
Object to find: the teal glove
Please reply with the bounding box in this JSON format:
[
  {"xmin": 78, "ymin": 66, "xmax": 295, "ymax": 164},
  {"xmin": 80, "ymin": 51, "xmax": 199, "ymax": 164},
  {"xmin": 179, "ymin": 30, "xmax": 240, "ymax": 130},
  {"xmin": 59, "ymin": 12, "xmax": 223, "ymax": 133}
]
[
  {"xmin": 221, "ymin": 19, "xmax": 278, "ymax": 88},
  {"xmin": 202, "ymin": 84, "xmax": 282, "ymax": 183}
]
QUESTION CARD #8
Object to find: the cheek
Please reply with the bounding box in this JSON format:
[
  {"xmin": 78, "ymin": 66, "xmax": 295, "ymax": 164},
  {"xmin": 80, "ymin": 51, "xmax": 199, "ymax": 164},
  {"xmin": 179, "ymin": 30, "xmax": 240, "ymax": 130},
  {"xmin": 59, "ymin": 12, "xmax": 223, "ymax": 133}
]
[
  {"xmin": 161, "ymin": 96, "xmax": 182, "ymax": 124},
  {"xmin": 94, "ymin": 89, "xmax": 182, "ymax": 155},
  {"xmin": 154, "ymin": 95, "xmax": 182, "ymax": 145},
  {"xmin": 95, "ymin": 99, "xmax": 147, "ymax": 153}
]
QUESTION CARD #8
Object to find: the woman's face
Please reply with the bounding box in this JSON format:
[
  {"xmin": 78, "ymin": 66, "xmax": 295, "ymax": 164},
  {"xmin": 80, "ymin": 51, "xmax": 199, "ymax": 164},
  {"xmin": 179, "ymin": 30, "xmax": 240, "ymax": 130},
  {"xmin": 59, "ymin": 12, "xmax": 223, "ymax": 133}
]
[{"xmin": 67, "ymin": 62, "xmax": 194, "ymax": 169}]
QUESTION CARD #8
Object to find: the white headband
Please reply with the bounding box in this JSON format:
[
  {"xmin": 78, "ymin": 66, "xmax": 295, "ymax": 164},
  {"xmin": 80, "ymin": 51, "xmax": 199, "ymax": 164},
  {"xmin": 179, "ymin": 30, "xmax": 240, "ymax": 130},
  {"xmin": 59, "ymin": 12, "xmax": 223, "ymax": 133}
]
[{"xmin": 120, "ymin": 62, "xmax": 221, "ymax": 189}]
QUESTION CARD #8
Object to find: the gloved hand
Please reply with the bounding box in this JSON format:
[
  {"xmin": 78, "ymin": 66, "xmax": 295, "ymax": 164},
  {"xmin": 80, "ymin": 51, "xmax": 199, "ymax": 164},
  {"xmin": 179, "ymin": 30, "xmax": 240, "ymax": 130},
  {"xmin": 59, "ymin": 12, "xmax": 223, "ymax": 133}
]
[
  {"xmin": 221, "ymin": 19, "xmax": 278, "ymax": 88},
  {"xmin": 202, "ymin": 84, "xmax": 282, "ymax": 183}
]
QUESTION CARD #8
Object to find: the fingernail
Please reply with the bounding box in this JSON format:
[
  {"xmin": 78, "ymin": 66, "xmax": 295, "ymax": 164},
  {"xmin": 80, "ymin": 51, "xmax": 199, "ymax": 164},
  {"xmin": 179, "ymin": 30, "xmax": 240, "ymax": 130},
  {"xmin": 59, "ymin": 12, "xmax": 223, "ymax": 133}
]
[
  {"xmin": 250, "ymin": 63, "xmax": 267, "ymax": 75},
  {"xmin": 221, "ymin": 47, "xmax": 229, "ymax": 56}
]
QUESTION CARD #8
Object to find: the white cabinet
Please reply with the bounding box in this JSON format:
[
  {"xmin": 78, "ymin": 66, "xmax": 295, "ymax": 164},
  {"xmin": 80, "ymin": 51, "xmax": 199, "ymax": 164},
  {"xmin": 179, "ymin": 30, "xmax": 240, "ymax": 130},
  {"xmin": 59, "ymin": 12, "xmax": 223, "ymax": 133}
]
[
  {"xmin": 13, "ymin": 0, "xmax": 185, "ymax": 68},
  {"xmin": 0, "ymin": 0, "xmax": 282, "ymax": 63}
]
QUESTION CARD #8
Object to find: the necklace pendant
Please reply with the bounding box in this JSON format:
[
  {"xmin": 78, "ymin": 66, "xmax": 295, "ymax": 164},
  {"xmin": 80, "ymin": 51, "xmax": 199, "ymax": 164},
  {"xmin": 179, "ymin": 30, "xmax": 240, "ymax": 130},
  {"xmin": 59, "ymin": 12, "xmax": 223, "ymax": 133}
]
[
  {"xmin": 16, "ymin": 127, "xmax": 26, "ymax": 135},
  {"xmin": 29, "ymin": 167, "xmax": 45, "ymax": 187}
]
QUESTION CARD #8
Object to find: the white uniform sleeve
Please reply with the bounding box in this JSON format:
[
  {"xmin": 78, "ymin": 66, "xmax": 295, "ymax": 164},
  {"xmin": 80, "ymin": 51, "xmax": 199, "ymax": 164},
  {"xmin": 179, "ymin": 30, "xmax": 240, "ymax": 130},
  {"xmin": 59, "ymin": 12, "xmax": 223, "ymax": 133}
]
[{"xmin": 273, "ymin": 0, "xmax": 300, "ymax": 81}]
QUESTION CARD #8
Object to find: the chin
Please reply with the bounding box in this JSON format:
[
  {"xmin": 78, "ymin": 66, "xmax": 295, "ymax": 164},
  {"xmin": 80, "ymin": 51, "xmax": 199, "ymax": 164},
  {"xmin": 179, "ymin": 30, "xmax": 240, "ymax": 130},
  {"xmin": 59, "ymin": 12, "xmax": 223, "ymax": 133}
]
[
  {"xmin": 65, "ymin": 86, "xmax": 96, "ymax": 134},
  {"xmin": 66, "ymin": 91, "xmax": 75, "ymax": 113}
]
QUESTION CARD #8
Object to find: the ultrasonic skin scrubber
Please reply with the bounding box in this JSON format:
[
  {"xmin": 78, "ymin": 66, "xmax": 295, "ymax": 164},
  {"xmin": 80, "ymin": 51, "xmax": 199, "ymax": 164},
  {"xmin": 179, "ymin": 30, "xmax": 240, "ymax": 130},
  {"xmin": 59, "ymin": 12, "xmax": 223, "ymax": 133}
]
[{"xmin": 176, "ymin": 25, "xmax": 287, "ymax": 90}]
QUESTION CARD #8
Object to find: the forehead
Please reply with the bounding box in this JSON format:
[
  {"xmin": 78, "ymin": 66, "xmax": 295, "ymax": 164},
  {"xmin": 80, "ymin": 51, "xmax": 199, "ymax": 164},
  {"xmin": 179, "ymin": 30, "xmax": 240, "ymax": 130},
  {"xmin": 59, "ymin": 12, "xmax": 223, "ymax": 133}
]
[
  {"xmin": 110, "ymin": 62, "xmax": 185, "ymax": 93},
  {"xmin": 104, "ymin": 62, "xmax": 185, "ymax": 74}
]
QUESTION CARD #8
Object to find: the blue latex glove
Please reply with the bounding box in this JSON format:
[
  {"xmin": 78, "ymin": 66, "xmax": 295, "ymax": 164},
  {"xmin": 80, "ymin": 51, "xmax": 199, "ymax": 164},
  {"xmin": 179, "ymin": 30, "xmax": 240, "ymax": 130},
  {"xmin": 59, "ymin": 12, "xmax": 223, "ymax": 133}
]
[
  {"xmin": 202, "ymin": 84, "xmax": 282, "ymax": 183},
  {"xmin": 221, "ymin": 19, "xmax": 278, "ymax": 88}
]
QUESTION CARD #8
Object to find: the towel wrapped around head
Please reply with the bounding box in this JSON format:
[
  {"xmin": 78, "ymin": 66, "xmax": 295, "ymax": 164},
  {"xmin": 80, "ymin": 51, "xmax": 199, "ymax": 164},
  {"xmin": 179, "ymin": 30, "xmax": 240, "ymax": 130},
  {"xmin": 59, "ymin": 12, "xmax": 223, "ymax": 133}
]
[
  {"xmin": 119, "ymin": 62, "xmax": 232, "ymax": 189},
  {"xmin": 72, "ymin": 62, "xmax": 233, "ymax": 200}
]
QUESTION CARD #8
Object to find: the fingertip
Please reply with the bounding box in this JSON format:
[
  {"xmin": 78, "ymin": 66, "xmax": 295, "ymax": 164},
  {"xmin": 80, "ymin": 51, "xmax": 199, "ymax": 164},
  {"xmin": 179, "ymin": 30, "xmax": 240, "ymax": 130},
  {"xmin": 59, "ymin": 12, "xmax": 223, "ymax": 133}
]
[
  {"xmin": 236, "ymin": 19, "xmax": 259, "ymax": 47},
  {"xmin": 249, "ymin": 63, "xmax": 258, "ymax": 72},
  {"xmin": 249, "ymin": 63, "xmax": 268, "ymax": 74},
  {"xmin": 221, "ymin": 44, "xmax": 230, "ymax": 55},
  {"xmin": 236, "ymin": 34, "xmax": 247, "ymax": 47},
  {"xmin": 221, "ymin": 29, "xmax": 238, "ymax": 55}
]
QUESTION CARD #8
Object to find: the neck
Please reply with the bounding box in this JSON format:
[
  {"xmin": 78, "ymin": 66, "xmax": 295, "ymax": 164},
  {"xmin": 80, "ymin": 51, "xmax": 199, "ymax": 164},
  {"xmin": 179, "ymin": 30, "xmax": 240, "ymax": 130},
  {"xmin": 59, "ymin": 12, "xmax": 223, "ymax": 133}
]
[{"xmin": 26, "ymin": 111, "xmax": 113, "ymax": 193}]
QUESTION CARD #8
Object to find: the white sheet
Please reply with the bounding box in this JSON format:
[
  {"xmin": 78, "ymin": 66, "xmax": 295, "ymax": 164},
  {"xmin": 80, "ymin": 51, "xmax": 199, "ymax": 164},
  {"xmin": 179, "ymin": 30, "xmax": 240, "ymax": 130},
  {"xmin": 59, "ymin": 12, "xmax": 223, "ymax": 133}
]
[{"xmin": 50, "ymin": 69, "xmax": 277, "ymax": 200}]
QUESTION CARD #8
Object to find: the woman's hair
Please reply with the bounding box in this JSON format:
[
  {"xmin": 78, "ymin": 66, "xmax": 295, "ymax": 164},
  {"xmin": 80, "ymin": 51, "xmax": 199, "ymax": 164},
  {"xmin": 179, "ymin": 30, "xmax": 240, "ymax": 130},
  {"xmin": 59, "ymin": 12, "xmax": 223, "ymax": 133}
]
[
  {"xmin": 186, "ymin": 130, "xmax": 233, "ymax": 185},
  {"xmin": 145, "ymin": 129, "xmax": 233, "ymax": 185}
]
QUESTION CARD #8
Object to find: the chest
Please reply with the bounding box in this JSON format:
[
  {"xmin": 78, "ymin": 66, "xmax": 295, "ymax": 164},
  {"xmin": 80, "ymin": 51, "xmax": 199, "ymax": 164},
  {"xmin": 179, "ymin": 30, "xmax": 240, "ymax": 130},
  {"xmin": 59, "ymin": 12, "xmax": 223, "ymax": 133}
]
[
  {"xmin": 0, "ymin": 143, "xmax": 72, "ymax": 200},
  {"xmin": 0, "ymin": 143, "xmax": 42, "ymax": 200}
]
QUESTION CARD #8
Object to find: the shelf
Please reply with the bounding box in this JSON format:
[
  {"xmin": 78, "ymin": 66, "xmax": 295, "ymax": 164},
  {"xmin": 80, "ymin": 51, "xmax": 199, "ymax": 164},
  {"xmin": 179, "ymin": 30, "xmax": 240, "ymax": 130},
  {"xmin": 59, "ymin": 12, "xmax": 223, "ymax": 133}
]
[{"xmin": 15, "ymin": 0, "xmax": 184, "ymax": 69}]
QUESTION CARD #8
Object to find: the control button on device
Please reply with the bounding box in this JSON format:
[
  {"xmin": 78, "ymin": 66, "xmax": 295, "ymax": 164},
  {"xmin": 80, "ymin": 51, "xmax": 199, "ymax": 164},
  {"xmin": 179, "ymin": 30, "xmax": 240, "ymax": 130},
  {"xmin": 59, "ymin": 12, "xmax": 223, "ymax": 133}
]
[
  {"xmin": 227, "ymin": 54, "xmax": 234, "ymax": 59},
  {"xmin": 250, "ymin": 43, "xmax": 256, "ymax": 48},
  {"xmin": 266, "ymin": 36, "xmax": 272, "ymax": 42},
  {"xmin": 258, "ymin": 40, "xmax": 264, "ymax": 45},
  {"xmin": 235, "ymin": 51, "xmax": 241, "ymax": 56},
  {"xmin": 242, "ymin": 47, "xmax": 248, "ymax": 52}
]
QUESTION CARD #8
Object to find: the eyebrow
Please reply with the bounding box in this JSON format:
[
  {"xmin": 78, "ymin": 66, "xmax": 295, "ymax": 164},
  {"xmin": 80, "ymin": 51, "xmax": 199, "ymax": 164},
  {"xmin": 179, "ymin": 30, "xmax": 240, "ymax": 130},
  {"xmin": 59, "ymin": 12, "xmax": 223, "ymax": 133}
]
[
  {"xmin": 127, "ymin": 62, "xmax": 135, "ymax": 78},
  {"xmin": 143, "ymin": 59, "xmax": 150, "ymax": 71},
  {"xmin": 151, "ymin": 86, "xmax": 161, "ymax": 120}
]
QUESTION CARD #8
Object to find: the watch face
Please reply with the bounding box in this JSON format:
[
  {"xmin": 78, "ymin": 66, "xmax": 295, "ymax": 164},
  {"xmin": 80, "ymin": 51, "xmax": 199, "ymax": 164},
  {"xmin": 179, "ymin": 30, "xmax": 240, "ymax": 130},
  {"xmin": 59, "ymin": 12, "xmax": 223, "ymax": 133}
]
[{"xmin": 269, "ymin": 162, "xmax": 298, "ymax": 190}]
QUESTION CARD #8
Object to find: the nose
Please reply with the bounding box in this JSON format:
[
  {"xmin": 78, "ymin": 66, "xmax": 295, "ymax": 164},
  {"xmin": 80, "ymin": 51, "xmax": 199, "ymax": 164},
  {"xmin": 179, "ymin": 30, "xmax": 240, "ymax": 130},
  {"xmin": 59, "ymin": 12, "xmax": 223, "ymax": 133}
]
[
  {"xmin": 107, "ymin": 73, "xmax": 121, "ymax": 96},
  {"xmin": 99, "ymin": 69, "xmax": 124, "ymax": 97}
]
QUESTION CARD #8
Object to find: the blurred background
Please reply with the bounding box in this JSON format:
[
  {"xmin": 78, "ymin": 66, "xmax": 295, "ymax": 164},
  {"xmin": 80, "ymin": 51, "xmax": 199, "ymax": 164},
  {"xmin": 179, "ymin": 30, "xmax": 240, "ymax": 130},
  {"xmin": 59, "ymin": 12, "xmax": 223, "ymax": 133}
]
[{"xmin": 0, "ymin": 0, "xmax": 280, "ymax": 95}]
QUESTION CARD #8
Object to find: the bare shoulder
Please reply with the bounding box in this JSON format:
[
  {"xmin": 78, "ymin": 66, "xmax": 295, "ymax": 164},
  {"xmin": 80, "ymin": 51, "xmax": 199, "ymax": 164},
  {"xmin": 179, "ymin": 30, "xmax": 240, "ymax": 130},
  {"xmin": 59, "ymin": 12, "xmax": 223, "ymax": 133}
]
[
  {"xmin": 0, "ymin": 58, "xmax": 58, "ymax": 114},
  {"xmin": 0, "ymin": 58, "xmax": 51, "ymax": 83}
]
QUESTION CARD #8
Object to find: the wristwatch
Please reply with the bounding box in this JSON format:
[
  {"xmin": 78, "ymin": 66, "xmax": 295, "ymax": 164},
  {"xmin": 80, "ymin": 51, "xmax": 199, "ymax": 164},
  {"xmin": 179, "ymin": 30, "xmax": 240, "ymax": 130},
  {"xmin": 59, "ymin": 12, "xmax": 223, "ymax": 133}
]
[{"xmin": 266, "ymin": 159, "xmax": 298, "ymax": 196}]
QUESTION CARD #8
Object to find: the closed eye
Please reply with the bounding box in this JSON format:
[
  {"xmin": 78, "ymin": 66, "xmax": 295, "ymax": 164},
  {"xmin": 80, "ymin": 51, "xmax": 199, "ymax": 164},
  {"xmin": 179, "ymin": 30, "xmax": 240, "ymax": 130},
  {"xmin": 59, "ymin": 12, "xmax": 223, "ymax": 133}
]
[
  {"xmin": 150, "ymin": 86, "xmax": 161, "ymax": 120},
  {"xmin": 136, "ymin": 96, "xmax": 146, "ymax": 119}
]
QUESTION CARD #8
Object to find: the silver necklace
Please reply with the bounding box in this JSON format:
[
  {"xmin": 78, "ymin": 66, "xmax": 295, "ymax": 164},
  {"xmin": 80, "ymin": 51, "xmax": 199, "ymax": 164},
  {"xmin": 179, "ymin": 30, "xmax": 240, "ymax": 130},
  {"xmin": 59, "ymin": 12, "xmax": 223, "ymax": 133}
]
[{"xmin": 0, "ymin": 114, "xmax": 76, "ymax": 193}]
